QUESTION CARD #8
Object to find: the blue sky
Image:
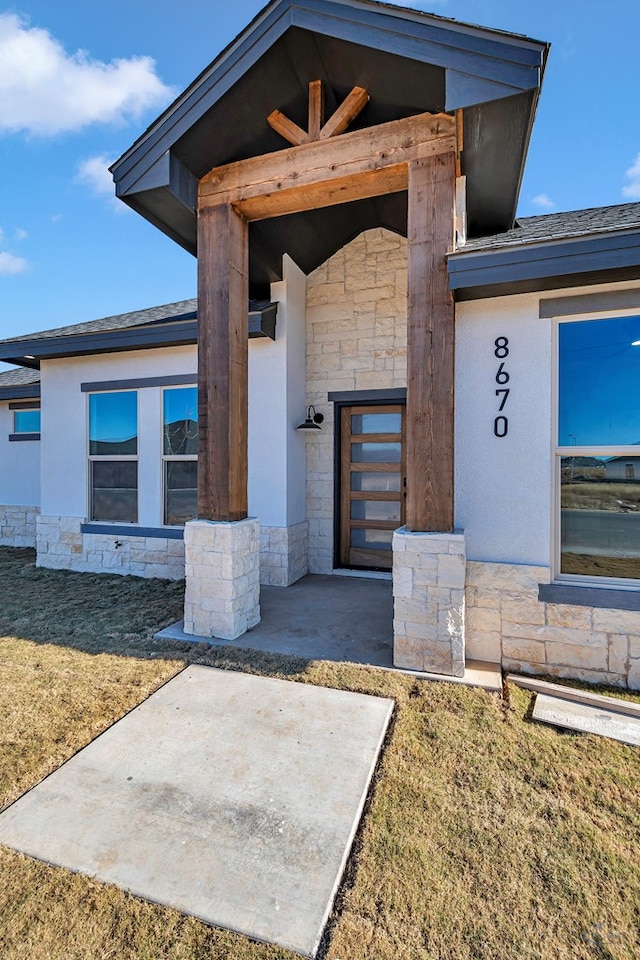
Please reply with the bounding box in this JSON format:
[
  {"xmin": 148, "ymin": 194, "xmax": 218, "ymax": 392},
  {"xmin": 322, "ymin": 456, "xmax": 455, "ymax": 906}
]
[
  {"xmin": 559, "ymin": 316, "xmax": 640, "ymax": 447},
  {"xmin": 0, "ymin": 0, "xmax": 639, "ymax": 367}
]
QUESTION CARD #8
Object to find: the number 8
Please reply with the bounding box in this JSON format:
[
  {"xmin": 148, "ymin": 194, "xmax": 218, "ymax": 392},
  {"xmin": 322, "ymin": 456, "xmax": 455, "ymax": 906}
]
[{"xmin": 494, "ymin": 336, "xmax": 509, "ymax": 359}]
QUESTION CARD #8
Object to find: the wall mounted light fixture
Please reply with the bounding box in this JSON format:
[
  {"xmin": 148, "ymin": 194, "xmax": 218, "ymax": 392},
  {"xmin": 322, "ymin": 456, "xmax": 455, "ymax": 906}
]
[{"xmin": 296, "ymin": 405, "xmax": 324, "ymax": 431}]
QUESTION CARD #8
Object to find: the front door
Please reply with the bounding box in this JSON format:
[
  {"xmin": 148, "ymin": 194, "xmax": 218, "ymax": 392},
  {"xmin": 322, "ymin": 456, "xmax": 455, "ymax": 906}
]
[{"xmin": 339, "ymin": 404, "xmax": 406, "ymax": 570}]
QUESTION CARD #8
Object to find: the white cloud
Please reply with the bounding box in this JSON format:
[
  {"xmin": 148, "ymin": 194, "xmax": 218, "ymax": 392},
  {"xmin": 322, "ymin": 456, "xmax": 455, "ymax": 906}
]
[
  {"xmin": 0, "ymin": 251, "xmax": 28, "ymax": 275},
  {"xmin": 622, "ymin": 153, "xmax": 640, "ymax": 199},
  {"xmin": 14, "ymin": 227, "xmax": 28, "ymax": 240},
  {"xmin": 531, "ymin": 193, "xmax": 556, "ymax": 210},
  {"xmin": 0, "ymin": 13, "xmax": 174, "ymax": 136},
  {"xmin": 76, "ymin": 154, "xmax": 125, "ymax": 211}
]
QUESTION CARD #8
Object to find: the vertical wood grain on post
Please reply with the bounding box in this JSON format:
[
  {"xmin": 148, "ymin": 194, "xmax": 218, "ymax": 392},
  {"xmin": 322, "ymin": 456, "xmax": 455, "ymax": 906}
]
[
  {"xmin": 197, "ymin": 202, "xmax": 249, "ymax": 521},
  {"xmin": 406, "ymin": 152, "xmax": 456, "ymax": 532}
]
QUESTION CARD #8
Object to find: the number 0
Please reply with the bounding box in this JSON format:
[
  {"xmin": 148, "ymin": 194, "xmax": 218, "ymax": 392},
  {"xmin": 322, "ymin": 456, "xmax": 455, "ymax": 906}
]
[{"xmin": 494, "ymin": 416, "xmax": 508, "ymax": 438}]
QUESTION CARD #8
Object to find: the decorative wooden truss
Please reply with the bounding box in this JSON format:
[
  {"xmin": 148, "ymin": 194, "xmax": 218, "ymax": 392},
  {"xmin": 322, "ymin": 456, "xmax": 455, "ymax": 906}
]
[
  {"xmin": 267, "ymin": 80, "xmax": 370, "ymax": 145},
  {"xmin": 197, "ymin": 86, "xmax": 460, "ymax": 532}
]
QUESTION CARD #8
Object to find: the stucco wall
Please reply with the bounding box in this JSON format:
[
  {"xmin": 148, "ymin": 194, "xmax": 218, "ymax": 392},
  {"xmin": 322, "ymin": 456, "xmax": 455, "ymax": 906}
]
[
  {"xmin": 455, "ymin": 292, "xmax": 552, "ymax": 566},
  {"xmin": 458, "ymin": 277, "xmax": 640, "ymax": 688},
  {"xmin": 0, "ymin": 401, "xmax": 40, "ymax": 508},
  {"xmin": 456, "ymin": 277, "xmax": 640, "ymax": 569},
  {"xmin": 36, "ymin": 261, "xmax": 309, "ymax": 583},
  {"xmin": 305, "ymin": 227, "xmax": 408, "ymax": 573}
]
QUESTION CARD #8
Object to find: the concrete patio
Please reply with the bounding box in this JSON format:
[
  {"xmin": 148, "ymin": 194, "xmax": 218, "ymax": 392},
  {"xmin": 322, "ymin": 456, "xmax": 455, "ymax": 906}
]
[
  {"xmin": 157, "ymin": 573, "xmax": 502, "ymax": 691},
  {"xmin": 0, "ymin": 665, "xmax": 394, "ymax": 958}
]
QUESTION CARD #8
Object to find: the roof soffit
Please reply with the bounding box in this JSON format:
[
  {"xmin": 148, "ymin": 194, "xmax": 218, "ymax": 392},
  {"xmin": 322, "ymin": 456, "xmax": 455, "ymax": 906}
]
[{"xmin": 111, "ymin": 0, "xmax": 547, "ymax": 292}]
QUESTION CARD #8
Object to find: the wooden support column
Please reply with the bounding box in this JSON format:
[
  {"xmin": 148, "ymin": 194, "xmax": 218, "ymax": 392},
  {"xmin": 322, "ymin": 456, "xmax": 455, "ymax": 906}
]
[
  {"xmin": 406, "ymin": 151, "xmax": 456, "ymax": 532},
  {"xmin": 197, "ymin": 202, "xmax": 249, "ymax": 521}
]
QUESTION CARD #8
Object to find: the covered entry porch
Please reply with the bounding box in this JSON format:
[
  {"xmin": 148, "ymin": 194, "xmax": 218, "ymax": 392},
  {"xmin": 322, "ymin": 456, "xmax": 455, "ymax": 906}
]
[{"xmin": 112, "ymin": 0, "xmax": 546, "ymax": 680}]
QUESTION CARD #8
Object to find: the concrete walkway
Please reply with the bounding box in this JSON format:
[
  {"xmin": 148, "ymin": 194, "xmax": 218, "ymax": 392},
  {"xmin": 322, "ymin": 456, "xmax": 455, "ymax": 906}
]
[
  {"xmin": 157, "ymin": 574, "xmax": 502, "ymax": 691},
  {"xmin": 0, "ymin": 666, "xmax": 393, "ymax": 959}
]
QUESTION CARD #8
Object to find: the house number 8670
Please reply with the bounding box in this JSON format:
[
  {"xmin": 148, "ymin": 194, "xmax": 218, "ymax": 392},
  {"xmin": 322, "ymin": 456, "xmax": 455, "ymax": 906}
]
[{"xmin": 494, "ymin": 336, "xmax": 509, "ymax": 437}]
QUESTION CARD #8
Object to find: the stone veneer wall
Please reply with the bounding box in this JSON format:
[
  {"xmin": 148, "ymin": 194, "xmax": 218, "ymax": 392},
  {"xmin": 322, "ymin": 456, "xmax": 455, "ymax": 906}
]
[
  {"xmin": 35, "ymin": 515, "xmax": 306, "ymax": 587},
  {"xmin": 184, "ymin": 518, "xmax": 260, "ymax": 640},
  {"xmin": 259, "ymin": 522, "xmax": 308, "ymax": 586},
  {"xmin": 36, "ymin": 516, "xmax": 186, "ymax": 580},
  {"xmin": 393, "ymin": 529, "xmax": 465, "ymax": 677},
  {"xmin": 0, "ymin": 505, "xmax": 39, "ymax": 547},
  {"xmin": 466, "ymin": 561, "xmax": 640, "ymax": 690},
  {"xmin": 305, "ymin": 228, "xmax": 408, "ymax": 574}
]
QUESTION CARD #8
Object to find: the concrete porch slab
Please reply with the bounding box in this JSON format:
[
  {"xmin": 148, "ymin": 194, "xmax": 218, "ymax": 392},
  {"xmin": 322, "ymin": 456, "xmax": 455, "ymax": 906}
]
[
  {"xmin": 156, "ymin": 574, "xmax": 502, "ymax": 692},
  {"xmin": 0, "ymin": 666, "xmax": 394, "ymax": 958}
]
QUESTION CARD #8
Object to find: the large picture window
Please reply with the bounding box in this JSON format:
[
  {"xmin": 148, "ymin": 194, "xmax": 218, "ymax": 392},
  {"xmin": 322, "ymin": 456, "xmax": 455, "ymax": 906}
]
[
  {"xmin": 163, "ymin": 387, "xmax": 198, "ymax": 525},
  {"xmin": 88, "ymin": 391, "xmax": 138, "ymax": 523},
  {"xmin": 557, "ymin": 315, "xmax": 640, "ymax": 582}
]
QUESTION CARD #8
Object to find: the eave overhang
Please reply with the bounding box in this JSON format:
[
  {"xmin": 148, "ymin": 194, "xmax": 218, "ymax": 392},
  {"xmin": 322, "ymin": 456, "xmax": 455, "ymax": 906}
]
[
  {"xmin": 111, "ymin": 0, "xmax": 547, "ymax": 295},
  {"xmin": 0, "ymin": 383, "xmax": 41, "ymax": 401},
  {"xmin": 0, "ymin": 303, "xmax": 278, "ymax": 370},
  {"xmin": 448, "ymin": 229, "xmax": 640, "ymax": 301}
]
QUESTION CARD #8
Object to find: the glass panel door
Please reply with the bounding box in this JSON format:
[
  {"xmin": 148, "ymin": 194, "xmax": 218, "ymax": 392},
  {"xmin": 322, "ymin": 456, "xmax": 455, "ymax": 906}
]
[{"xmin": 339, "ymin": 404, "xmax": 405, "ymax": 570}]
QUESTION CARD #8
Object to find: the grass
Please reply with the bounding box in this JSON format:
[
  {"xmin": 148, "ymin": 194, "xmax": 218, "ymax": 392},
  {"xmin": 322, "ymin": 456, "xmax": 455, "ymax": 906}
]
[
  {"xmin": 561, "ymin": 482, "xmax": 640, "ymax": 512},
  {"xmin": 1, "ymin": 547, "xmax": 640, "ymax": 959}
]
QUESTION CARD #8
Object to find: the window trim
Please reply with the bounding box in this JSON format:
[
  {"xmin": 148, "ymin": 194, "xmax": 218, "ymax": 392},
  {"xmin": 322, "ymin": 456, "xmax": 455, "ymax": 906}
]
[{"xmin": 553, "ymin": 310, "xmax": 640, "ymax": 590}]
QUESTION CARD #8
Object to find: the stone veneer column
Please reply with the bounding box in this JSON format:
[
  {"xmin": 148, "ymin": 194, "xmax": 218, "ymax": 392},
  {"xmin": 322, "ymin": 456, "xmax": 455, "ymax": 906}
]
[
  {"xmin": 393, "ymin": 528, "xmax": 466, "ymax": 677},
  {"xmin": 184, "ymin": 518, "xmax": 260, "ymax": 640}
]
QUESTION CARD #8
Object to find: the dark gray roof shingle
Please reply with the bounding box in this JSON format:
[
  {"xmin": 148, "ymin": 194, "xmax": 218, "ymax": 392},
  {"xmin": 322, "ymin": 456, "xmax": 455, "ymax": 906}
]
[
  {"xmin": 0, "ymin": 367, "xmax": 41, "ymax": 387},
  {"xmin": 0, "ymin": 299, "xmax": 197, "ymax": 347},
  {"xmin": 460, "ymin": 202, "xmax": 640, "ymax": 253}
]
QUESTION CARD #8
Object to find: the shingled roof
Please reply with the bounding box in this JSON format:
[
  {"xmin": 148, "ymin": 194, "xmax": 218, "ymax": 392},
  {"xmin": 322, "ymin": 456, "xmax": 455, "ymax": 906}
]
[
  {"xmin": 0, "ymin": 367, "xmax": 40, "ymax": 387},
  {"xmin": 0, "ymin": 366, "xmax": 40, "ymax": 399},
  {"xmin": 0, "ymin": 297, "xmax": 278, "ymax": 368},
  {"xmin": 0, "ymin": 299, "xmax": 198, "ymax": 347},
  {"xmin": 448, "ymin": 201, "xmax": 640, "ymax": 300},
  {"xmin": 460, "ymin": 202, "xmax": 640, "ymax": 253}
]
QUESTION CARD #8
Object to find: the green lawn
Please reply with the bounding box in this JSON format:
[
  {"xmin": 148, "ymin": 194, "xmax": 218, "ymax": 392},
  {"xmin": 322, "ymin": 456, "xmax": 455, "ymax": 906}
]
[{"xmin": 1, "ymin": 547, "xmax": 639, "ymax": 960}]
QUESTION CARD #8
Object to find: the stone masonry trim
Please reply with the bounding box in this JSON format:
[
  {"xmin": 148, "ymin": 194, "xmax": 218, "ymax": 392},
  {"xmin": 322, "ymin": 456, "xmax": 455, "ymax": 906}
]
[
  {"xmin": 466, "ymin": 560, "xmax": 640, "ymax": 690},
  {"xmin": 393, "ymin": 528, "xmax": 466, "ymax": 678},
  {"xmin": 184, "ymin": 517, "xmax": 260, "ymax": 640},
  {"xmin": 0, "ymin": 505, "xmax": 39, "ymax": 548}
]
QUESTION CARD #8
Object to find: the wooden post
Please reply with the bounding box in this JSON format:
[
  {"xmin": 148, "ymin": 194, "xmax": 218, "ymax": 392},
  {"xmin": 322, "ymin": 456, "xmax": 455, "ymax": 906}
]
[
  {"xmin": 197, "ymin": 202, "xmax": 249, "ymax": 521},
  {"xmin": 405, "ymin": 152, "xmax": 456, "ymax": 532}
]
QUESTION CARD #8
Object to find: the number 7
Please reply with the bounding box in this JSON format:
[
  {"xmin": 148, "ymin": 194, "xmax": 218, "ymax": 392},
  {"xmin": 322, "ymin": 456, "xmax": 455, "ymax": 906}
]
[{"xmin": 495, "ymin": 388, "xmax": 510, "ymax": 411}]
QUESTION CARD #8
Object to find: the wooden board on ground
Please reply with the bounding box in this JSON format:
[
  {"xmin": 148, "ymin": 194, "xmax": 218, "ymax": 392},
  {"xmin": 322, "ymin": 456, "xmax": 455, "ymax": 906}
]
[
  {"xmin": 506, "ymin": 673, "xmax": 640, "ymax": 719},
  {"xmin": 532, "ymin": 692, "xmax": 640, "ymax": 746}
]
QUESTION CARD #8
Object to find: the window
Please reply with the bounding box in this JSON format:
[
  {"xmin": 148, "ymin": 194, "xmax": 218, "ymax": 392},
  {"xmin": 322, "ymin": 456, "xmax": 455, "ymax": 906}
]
[
  {"xmin": 557, "ymin": 315, "xmax": 640, "ymax": 583},
  {"xmin": 163, "ymin": 387, "xmax": 198, "ymax": 525},
  {"xmin": 14, "ymin": 408, "xmax": 41, "ymax": 433},
  {"xmin": 88, "ymin": 392, "xmax": 138, "ymax": 523}
]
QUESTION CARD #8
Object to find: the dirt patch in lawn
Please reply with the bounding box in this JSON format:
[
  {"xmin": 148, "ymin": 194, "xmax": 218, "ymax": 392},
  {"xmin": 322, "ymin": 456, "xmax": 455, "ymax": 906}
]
[{"xmin": 1, "ymin": 549, "xmax": 640, "ymax": 960}]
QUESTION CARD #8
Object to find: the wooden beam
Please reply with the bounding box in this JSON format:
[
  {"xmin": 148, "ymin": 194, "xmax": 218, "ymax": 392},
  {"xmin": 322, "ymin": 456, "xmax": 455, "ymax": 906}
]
[
  {"xmin": 320, "ymin": 85, "xmax": 369, "ymax": 139},
  {"xmin": 308, "ymin": 80, "xmax": 324, "ymax": 140},
  {"xmin": 405, "ymin": 152, "xmax": 456, "ymax": 532},
  {"xmin": 197, "ymin": 203, "xmax": 249, "ymax": 521},
  {"xmin": 231, "ymin": 163, "xmax": 410, "ymax": 221},
  {"xmin": 200, "ymin": 112, "xmax": 455, "ymax": 220},
  {"xmin": 267, "ymin": 109, "xmax": 308, "ymax": 146}
]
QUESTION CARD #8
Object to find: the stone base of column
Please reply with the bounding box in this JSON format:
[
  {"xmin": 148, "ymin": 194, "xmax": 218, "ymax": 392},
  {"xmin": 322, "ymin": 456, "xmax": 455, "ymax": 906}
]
[
  {"xmin": 184, "ymin": 518, "xmax": 260, "ymax": 640},
  {"xmin": 392, "ymin": 528, "xmax": 465, "ymax": 677}
]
